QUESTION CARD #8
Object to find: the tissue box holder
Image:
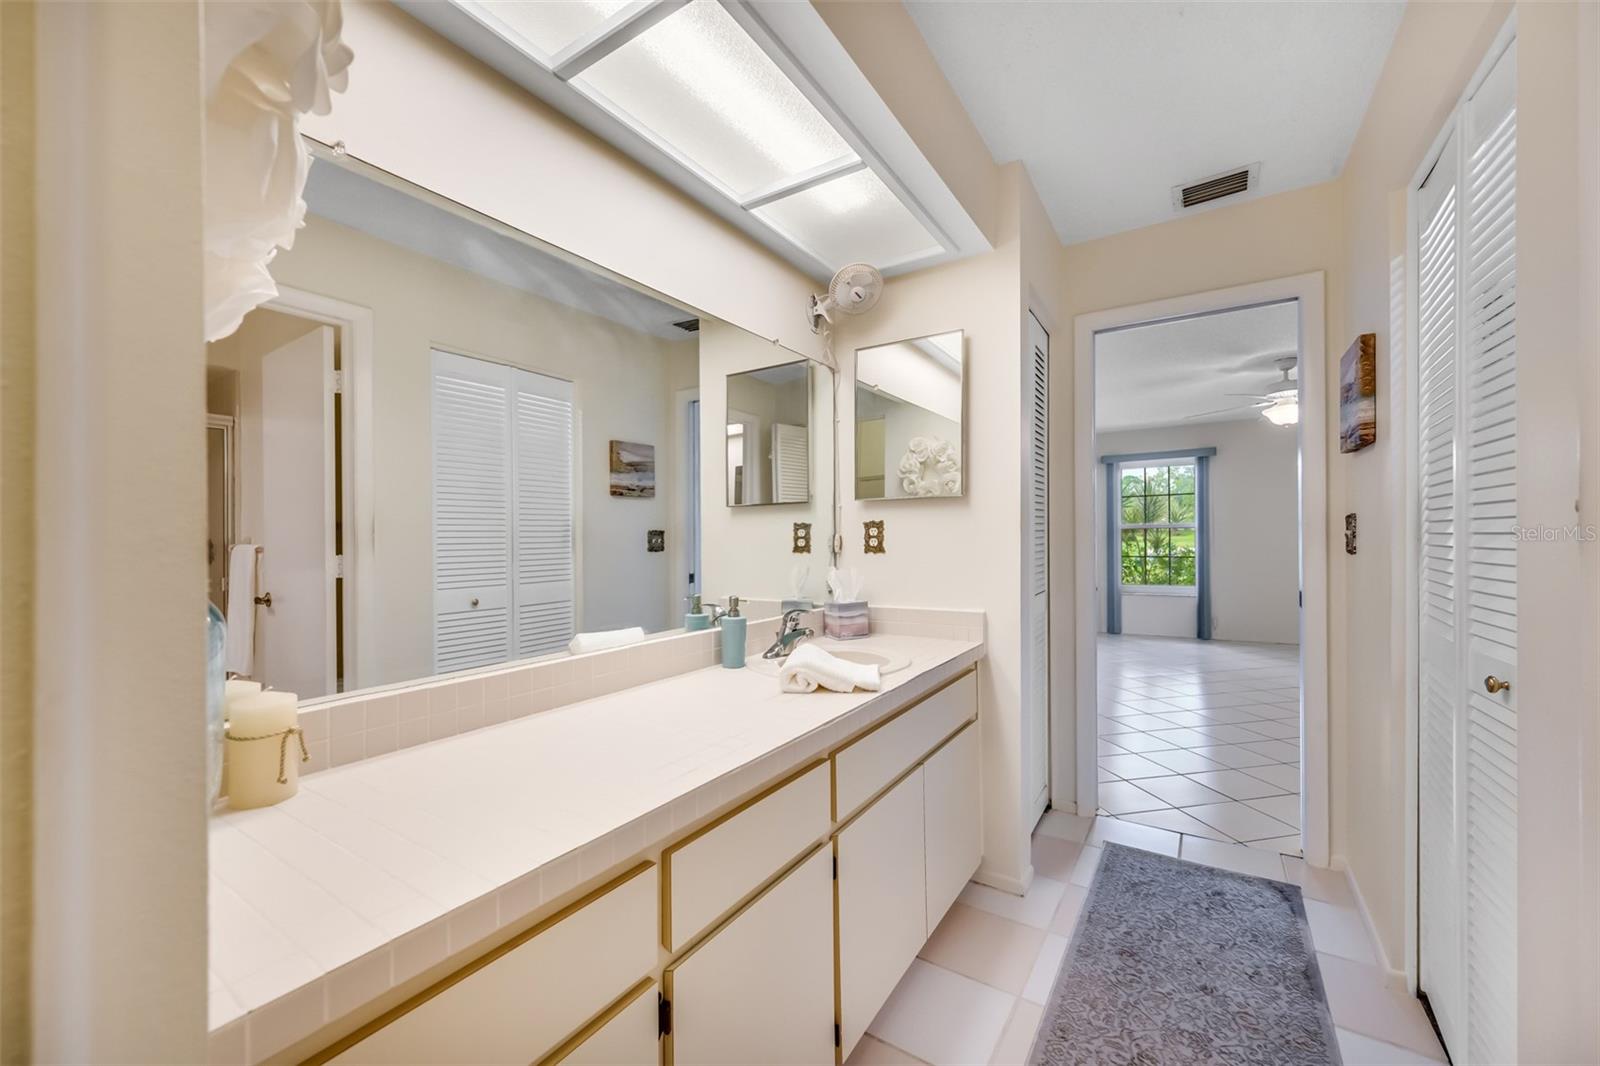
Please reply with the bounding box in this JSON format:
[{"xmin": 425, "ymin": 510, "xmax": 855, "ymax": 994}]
[{"xmin": 824, "ymin": 601, "xmax": 869, "ymax": 640}]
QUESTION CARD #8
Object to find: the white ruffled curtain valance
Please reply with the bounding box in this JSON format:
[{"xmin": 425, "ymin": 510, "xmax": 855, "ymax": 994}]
[{"xmin": 203, "ymin": 0, "xmax": 353, "ymax": 342}]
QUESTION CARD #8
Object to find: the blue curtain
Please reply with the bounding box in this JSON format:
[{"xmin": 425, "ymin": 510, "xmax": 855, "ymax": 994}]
[
  {"xmin": 1104, "ymin": 461, "xmax": 1121, "ymax": 635},
  {"xmin": 1196, "ymin": 455, "xmax": 1212, "ymax": 641}
]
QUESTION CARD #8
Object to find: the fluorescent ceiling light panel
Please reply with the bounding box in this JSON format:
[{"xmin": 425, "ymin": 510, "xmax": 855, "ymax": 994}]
[
  {"xmin": 471, "ymin": 0, "xmax": 632, "ymax": 61},
  {"xmin": 449, "ymin": 0, "xmax": 947, "ymax": 274},
  {"xmin": 753, "ymin": 167, "xmax": 942, "ymax": 270},
  {"xmin": 574, "ymin": 1, "xmax": 853, "ymax": 198}
]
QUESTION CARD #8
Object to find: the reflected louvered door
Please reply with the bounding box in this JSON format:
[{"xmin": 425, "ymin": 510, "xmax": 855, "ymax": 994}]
[
  {"xmin": 1415, "ymin": 35, "xmax": 1517, "ymax": 1066},
  {"xmin": 1025, "ymin": 312, "xmax": 1050, "ymax": 821},
  {"xmin": 771, "ymin": 423, "xmax": 809, "ymax": 503},
  {"xmin": 432, "ymin": 351, "xmax": 514, "ymax": 673},
  {"xmin": 511, "ymin": 370, "xmax": 576, "ymax": 658}
]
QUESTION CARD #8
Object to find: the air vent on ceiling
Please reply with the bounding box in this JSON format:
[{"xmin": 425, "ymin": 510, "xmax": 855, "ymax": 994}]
[
  {"xmin": 1171, "ymin": 163, "xmax": 1261, "ymax": 211},
  {"xmin": 672, "ymin": 318, "xmax": 700, "ymax": 333}
]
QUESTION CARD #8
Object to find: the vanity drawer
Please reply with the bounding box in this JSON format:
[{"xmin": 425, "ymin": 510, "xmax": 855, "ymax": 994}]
[
  {"xmin": 663, "ymin": 760, "xmax": 830, "ymax": 952},
  {"xmin": 833, "ymin": 670, "xmax": 976, "ymax": 821},
  {"xmin": 544, "ymin": 979, "xmax": 659, "ymax": 1066},
  {"xmin": 330, "ymin": 863, "xmax": 658, "ymax": 1065}
]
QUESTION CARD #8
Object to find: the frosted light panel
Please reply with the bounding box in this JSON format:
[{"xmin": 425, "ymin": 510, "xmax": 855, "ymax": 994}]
[
  {"xmin": 469, "ymin": 0, "xmax": 631, "ymax": 59},
  {"xmin": 574, "ymin": 0, "xmax": 854, "ymax": 197},
  {"xmin": 754, "ymin": 169, "xmax": 941, "ymax": 270}
]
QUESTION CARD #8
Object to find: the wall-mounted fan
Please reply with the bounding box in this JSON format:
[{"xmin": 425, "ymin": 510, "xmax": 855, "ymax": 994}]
[
  {"xmin": 1184, "ymin": 356, "xmax": 1299, "ymax": 426},
  {"xmin": 809, "ymin": 263, "xmax": 883, "ymax": 334}
]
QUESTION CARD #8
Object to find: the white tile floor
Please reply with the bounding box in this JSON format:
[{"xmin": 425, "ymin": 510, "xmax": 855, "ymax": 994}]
[
  {"xmin": 850, "ymin": 812, "xmax": 1448, "ymax": 1066},
  {"xmin": 1096, "ymin": 634, "xmax": 1303, "ymax": 855}
]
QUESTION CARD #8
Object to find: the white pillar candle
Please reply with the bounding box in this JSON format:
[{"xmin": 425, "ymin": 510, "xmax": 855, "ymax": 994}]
[
  {"xmin": 224, "ymin": 678, "xmax": 262, "ymax": 708},
  {"xmin": 226, "ymin": 690, "xmax": 303, "ymax": 809}
]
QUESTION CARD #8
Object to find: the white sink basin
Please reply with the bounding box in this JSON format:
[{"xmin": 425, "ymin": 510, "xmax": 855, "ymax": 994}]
[{"xmin": 747, "ymin": 639, "xmax": 911, "ymax": 677}]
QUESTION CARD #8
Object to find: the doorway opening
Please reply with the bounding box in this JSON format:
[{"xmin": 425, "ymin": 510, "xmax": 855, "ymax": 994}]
[
  {"xmin": 1071, "ymin": 273, "xmax": 1330, "ymax": 867},
  {"xmin": 205, "ymin": 300, "xmax": 357, "ymax": 700}
]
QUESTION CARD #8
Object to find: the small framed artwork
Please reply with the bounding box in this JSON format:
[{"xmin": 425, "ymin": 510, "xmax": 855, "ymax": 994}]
[
  {"xmin": 609, "ymin": 440, "xmax": 655, "ymax": 497},
  {"xmin": 1339, "ymin": 333, "xmax": 1377, "ymax": 453}
]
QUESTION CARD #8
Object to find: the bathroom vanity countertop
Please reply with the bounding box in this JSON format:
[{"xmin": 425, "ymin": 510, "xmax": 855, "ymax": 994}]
[{"xmin": 207, "ymin": 632, "xmax": 983, "ymax": 1059}]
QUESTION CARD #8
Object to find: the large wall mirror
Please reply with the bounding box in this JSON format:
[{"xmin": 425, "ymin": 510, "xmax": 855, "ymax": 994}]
[
  {"xmin": 854, "ymin": 330, "xmax": 965, "ymax": 500},
  {"xmin": 202, "ymin": 149, "xmax": 833, "ymax": 702}
]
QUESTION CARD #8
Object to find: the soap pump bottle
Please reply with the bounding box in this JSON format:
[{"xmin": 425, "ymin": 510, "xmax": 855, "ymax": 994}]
[
  {"xmin": 684, "ymin": 593, "xmax": 710, "ymax": 631},
  {"xmin": 717, "ymin": 596, "xmax": 746, "ymax": 669}
]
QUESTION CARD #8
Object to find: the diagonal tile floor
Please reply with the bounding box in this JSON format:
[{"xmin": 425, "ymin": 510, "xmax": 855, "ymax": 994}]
[
  {"xmin": 851, "ymin": 812, "xmax": 1447, "ymax": 1066},
  {"xmin": 1096, "ymin": 634, "xmax": 1303, "ymax": 855}
]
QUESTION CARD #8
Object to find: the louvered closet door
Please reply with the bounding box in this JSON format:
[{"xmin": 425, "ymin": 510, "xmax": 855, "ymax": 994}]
[
  {"xmin": 432, "ymin": 351, "xmax": 514, "ymax": 673},
  {"xmin": 1025, "ymin": 313, "xmax": 1050, "ymax": 821},
  {"xmin": 771, "ymin": 423, "xmax": 809, "ymax": 503},
  {"xmin": 1415, "ymin": 36, "xmax": 1517, "ymax": 1066},
  {"xmin": 511, "ymin": 370, "xmax": 576, "ymax": 658}
]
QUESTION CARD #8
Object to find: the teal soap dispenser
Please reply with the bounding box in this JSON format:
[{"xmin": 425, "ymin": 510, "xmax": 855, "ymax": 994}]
[
  {"xmin": 717, "ymin": 596, "xmax": 746, "ymax": 669},
  {"xmin": 684, "ymin": 594, "xmax": 710, "ymax": 631}
]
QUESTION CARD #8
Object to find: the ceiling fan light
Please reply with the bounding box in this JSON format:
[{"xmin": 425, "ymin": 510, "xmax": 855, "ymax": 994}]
[{"xmin": 1262, "ymin": 399, "xmax": 1299, "ymax": 426}]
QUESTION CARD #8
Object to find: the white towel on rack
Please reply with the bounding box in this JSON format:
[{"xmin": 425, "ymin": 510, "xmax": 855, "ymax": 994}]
[
  {"xmin": 225, "ymin": 544, "xmax": 258, "ymax": 676},
  {"xmin": 778, "ymin": 643, "xmax": 881, "ymax": 694},
  {"xmin": 567, "ymin": 627, "xmax": 645, "ymax": 655}
]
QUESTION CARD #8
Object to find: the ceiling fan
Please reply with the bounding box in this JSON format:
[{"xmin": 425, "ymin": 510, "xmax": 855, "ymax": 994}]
[{"xmin": 1184, "ymin": 356, "xmax": 1299, "ymax": 426}]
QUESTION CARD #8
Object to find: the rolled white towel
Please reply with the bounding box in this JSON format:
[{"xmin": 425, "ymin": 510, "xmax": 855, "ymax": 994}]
[
  {"xmin": 779, "ymin": 643, "xmax": 882, "ymax": 694},
  {"xmin": 568, "ymin": 627, "xmax": 645, "ymax": 655}
]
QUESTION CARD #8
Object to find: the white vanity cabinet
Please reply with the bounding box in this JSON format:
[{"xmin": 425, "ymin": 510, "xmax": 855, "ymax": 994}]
[
  {"xmin": 325, "ymin": 864, "xmax": 658, "ymax": 1066},
  {"xmin": 547, "ymin": 980, "xmax": 660, "ymax": 1066},
  {"xmin": 665, "ymin": 845, "xmax": 836, "ymax": 1066},
  {"xmin": 922, "ymin": 721, "xmax": 982, "ymax": 934},
  {"xmin": 836, "ymin": 767, "xmax": 928, "ymax": 1057}
]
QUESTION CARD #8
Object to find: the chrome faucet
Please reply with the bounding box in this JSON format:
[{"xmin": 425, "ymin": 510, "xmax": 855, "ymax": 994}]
[{"xmin": 763, "ymin": 608, "xmax": 814, "ymax": 660}]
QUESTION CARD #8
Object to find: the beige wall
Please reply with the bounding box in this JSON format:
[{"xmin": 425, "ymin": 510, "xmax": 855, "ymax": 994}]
[
  {"xmin": 268, "ymin": 216, "xmax": 697, "ymax": 688},
  {"xmin": 32, "ymin": 2, "xmax": 209, "ymax": 1058},
  {"xmin": 303, "ymin": 1, "xmax": 824, "ymax": 362},
  {"xmin": 0, "ymin": 2, "xmax": 33, "ymax": 1059},
  {"xmin": 698, "ymin": 320, "xmax": 834, "ymax": 608}
]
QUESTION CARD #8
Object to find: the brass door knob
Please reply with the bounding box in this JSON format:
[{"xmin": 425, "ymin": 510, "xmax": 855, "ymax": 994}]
[{"xmin": 1484, "ymin": 675, "xmax": 1511, "ymax": 694}]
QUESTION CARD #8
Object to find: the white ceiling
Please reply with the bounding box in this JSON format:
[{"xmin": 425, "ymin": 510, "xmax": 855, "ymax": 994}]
[
  {"xmin": 906, "ymin": 1, "xmax": 1405, "ymax": 244},
  {"xmin": 302, "ymin": 157, "xmax": 697, "ymax": 340},
  {"xmin": 1095, "ymin": 301, "xmax": 1299, "ymax": 432}
]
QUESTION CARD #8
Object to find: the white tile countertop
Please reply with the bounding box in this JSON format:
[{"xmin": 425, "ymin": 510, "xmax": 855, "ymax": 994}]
[{"xmin": 208, "ymin": 631, "xmax": 983, "ymax": 1062}]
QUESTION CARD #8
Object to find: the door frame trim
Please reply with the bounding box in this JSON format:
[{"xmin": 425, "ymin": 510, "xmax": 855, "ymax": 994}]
[
  {"xmin": 266, "ymin": 285, "xmax": 375, "ymax": 693},
  {"xmin": 1071, "ymin": 272, "xmax": 1330, "ymax": 868}
]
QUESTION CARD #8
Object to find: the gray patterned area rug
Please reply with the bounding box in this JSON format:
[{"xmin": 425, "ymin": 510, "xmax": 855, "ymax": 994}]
[{"xmin": 1029, "ymin": 843, "xmax": 1342, "ymax": 1066}]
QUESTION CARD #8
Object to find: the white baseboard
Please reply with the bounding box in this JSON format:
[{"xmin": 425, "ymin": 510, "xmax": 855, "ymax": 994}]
[
  {"xmin": 1331, "ymin": 853, "xmax": 1405, "ymax": 982},
  {"xmin": 975, "ymin": 860, "xmax": 1034, "ymax": 897}
]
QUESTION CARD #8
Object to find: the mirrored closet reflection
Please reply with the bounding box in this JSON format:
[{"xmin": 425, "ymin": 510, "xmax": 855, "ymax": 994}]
[{"xmin": 203, "ymin": 150, "xmax": 834, "ymax": 702}]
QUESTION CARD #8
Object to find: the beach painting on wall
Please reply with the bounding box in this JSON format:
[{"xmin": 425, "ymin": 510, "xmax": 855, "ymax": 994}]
[
  {"xmin": 1339, "ymin": 333, "xmax": 1377, "ymax": 453},
  {"xmin": 609, "ymin": 440, "xmax": 656, "ymax": 497}
]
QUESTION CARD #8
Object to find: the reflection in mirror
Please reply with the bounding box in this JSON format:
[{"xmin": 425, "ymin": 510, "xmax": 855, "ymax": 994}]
[
  {"xmin": 201, "ymin": 152, "xmax": 830, "ymax": 702},
  {"xmin": 854, "ymin": 330, "xmax": 965, "ymax": 500},
  {"xmin": 725, "ymin": 361, "xmax": 812, "ymax": 507}
]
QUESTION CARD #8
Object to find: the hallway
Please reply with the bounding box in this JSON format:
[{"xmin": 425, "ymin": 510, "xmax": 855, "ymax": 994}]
[{"xmin": 1097, "ymin": 635, "xmax": 1302, "ymax": 854}]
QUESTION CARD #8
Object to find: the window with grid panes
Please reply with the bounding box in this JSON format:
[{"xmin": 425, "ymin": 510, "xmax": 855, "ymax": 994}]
[{"xmin": 1118, "ymin": 461, "xmax": 1198, "ymax": 589}]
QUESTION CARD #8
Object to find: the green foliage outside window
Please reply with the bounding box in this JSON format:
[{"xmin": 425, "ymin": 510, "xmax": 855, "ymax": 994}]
[{"xmin": 1119, "ymin": 462, "xmax": 1197, "ymax": 587}]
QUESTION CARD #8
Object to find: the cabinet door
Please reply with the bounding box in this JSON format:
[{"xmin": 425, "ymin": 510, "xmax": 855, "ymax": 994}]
[
  {"xmin": 836, "ymin": 767, "xmax": 927, "ymax": 1059},
  {"xmin": 923, "ymin": 722, "xmax": 982, "ymax": 935},
  {"xmin": 666, "ymin": 845, "xmax": 834, "ymax": 1066}
]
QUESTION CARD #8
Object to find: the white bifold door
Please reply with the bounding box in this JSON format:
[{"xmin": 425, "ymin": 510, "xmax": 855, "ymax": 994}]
[
  {"xmin": 431, "ymin": 350, "xmax": 575, "ymax": 675},
  {"xmin": 1024, "ymin": 312, "xmax": 1050, "ymax": 823},
  {"xmin": 1415, "ymin": 34, "xmax": 1517, "ymax": 1066}
]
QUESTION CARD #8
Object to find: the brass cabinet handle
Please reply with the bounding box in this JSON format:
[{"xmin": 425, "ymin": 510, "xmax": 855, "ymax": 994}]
[{"xmin": 1484, "ymin": 675, "xmax": 1511, "ymax": 695}]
